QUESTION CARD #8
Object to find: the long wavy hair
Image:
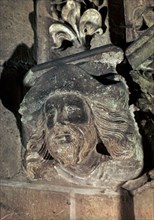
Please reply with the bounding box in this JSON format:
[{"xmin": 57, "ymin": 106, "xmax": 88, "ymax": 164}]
[{"xmin": 25, "ymin": 93, "xmax": 142, "ymax": 179}]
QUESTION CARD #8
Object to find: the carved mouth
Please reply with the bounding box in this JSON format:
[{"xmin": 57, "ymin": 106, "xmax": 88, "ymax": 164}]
[
  {"xmin": 54, "ymin": 134, "xmax": 72, "ymax": 144},
  {"xmin": 47, "ymin": 127, "xmax": 85, "ymax": 166},
  {"xmin": 50, "ymin": 124, "xmax": 84, "ymax": 146}
]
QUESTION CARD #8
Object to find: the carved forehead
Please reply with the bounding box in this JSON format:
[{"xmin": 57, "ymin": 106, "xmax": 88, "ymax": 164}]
[
  {"xmin": 45, "ymin": 93, "xmax": 88, "ymax": 110},
  {"xmin": 21, "ymin": 64, "xmax": 127, "ymax": 109}
]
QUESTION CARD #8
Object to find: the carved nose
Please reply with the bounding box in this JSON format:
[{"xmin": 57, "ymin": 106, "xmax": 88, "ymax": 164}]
[{"xmin": 56, "ymin": 112, "xmax": 67, "ymax": 125}]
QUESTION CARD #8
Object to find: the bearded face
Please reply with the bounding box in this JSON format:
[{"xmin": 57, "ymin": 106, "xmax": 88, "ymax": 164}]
[{"xmin": 44, "ymin": 93, "xmax": 97, "ymax": 166}]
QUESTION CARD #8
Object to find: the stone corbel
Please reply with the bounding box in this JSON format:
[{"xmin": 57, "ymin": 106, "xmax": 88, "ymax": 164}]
[{"xmin": 19, "ymin": 63, "xmax": 143, "ymax": 190}]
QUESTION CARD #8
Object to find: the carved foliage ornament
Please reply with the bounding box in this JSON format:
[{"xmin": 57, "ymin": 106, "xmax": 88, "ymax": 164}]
[
  {"xmin": 49, "ymin": 0, "xmax": 107, "ymax": 49},
  {"xmin": 19, "ymin": 64, "xmax": 143, "ymax": 189}
]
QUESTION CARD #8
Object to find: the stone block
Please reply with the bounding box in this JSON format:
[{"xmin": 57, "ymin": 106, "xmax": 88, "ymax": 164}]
[
  {"xmin": 124, "ymin": 0, "xmax": 154, "ymax": 42},
  {"xmin": 0, "ymin": 101, "xmax": 22, "ymax": 178},
  {"xmin": 36, "ymin": 0, "xmax": 53, "ymax": 64},
  {"xmin": 126, "ymin": 25, "xmax": 154, "ymax": 69},
  {"xmin": 0, "ymin": 183, "xmax": 70, "ymax": 220},
  {"xmin": 0, "ymin": 0, "xmax": 34, "ymax": 65},
  {"xmin": 76, "ymin": 190, "xmax": 134, "ymax": 220},
  {"xmin": 134, "ymin": 183, "xmax": 154, "ymax": 220},
  {"xmin": 1, "ymin": 179, "xmax": 138, "ymax": 220}
]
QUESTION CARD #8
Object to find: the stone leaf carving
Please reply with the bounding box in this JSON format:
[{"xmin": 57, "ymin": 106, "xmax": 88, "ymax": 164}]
[
  {"xmin": 49, "ymin": 0, "xmax": 105, "ymax": 49},
  {"xmin": 19, "ymin": 64, "xmax": 143, "ymax": 190}
]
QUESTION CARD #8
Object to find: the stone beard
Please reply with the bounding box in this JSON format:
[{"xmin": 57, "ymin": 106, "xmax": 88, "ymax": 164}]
[{"xmin": 20, "ymin": 64, "xmax": 143, "ymax": 189}]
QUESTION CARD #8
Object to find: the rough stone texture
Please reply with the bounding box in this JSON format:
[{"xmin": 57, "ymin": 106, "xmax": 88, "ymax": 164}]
[
  {"xmin": 149, "ymin": 169, "xmax": 154, "ymax": 180},
  {"xmin": 24, "ymin": 45, "xmax": 124, "ymax": 87},
  {"xmin": 124, "ymin": 0, "xmax": 154, "ymax": 42},
  {"xmin": 122, "ymin": 173, "xmax": 149, "ymax": 192},
  {"xmin": 0, "ymin": 184, "xmax": 70, "ymax": 220},
  {"xmin": 126, "ymin": 25, "xmax": 154, "ymax": 70},
  {"xmin": 0, "ymin": 180, "xmax": 135, "ymax": 220},
  {"xmin": 0, "ymin": 0, "xmax": 34, "ymax": 66},
  {"xmin": 134, "ymin": 183, "xmax": 154, "ymax": 220},
  {"xmin": 1, "ymin": 180, "xmax": 154, "ymax": 220},
  {"xmin": 0, "ymin": 101, "xmax": 22, "ymax": 178},
  {"xmin": 76, "ymin": 191, "xmax": 134, "ymax": 220},
  {"xmin": 0, "ymin": 0, "xmax": 36, "ymax": 117},
  {"xmin": 36, "ymin": 0, "xmax": 55, "ymax": 64},
  {"xmin": 124, "ymin": 28, "xmax": 154, "ymax": 178}
]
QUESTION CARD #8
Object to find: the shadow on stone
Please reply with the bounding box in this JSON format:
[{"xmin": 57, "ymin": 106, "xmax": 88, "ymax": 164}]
[
  {"xmin": 29, "ymin": 0, "xmax": 37, "ymax": 61},
  {"xmin": 120, "ymin": 189, "xmax": 135, "ymax": 220},
  {"xmin": 108, "ymin": 0, "xmax": 126, "ymax": 49},
  {"xmin": 0, "ymin": 43, "xmax": 36, "ymax": 118}
]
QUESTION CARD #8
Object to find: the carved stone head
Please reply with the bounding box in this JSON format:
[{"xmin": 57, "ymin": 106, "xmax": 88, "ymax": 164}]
[{"xmin": 20, "ymin": 64, "xmax": 143, "ymax": 188}]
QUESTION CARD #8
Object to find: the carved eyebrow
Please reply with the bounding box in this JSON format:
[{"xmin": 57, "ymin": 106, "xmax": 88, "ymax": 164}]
[
  {"xmin": 45, "ymin": 102, "xmax": 52, "ymax": 109},
  {"xmin": 45, "ymin": 104, "xmax": 56, "ymax": 114},
  {"xmin": 65, "ymin": 105, "xmax": 82, "ymax": 112},
  {"xmin": 65, "ymin": 98, "xmax": 84, "ymax": 105}
]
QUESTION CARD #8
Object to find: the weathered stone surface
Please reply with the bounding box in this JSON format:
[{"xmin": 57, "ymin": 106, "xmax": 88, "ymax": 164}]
[
  {"xmin": 122, "ymin": 173, "xmax": 149, "ymax": 191},
  {"xmin": 0, "ymin": 184, "xmax": 70, "ymax": 220},
  {"xmin": 1, "ymin": 180, "xmax": 153, "ymax": 220},
  {"xmin": 76, "ymin": 190, "xmax": 134, "ymax": 220},
  {"xmin": 24, "ymin": 45, "xmax": 124, "ymax": 87},
  {"xmin": 126, "ymin": 25, "xmax": 154, "ymax": 70},
  {"xmin": 0, "ymin": 180, "xmax": 135, "ymax": 220},
  {"xmin": 124, "ymin": 0, "xmax": 154, "ymax": 42},
  {"xmin": 134, "ymin": 183, "xmax": 154, "ymax": 220},
  {"xmin": 0, "ymin": 0, "xmax": 34, "ymax": 65},
  {"xmin": 149, "ymin": 169, "xmax": 154, "ymax": 180},
  {"xmin": 0, "ymin": 101, "xmax": 22, "ymax": 178},
  {"xmin": 19, "ymin": 64, "xmax": 143, "ymax": 190}
]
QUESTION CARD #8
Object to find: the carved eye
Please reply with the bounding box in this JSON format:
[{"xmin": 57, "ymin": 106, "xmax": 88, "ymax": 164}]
[{"xmin": 65, "ymin": 105, "xmax": 88, "ymax": 124}]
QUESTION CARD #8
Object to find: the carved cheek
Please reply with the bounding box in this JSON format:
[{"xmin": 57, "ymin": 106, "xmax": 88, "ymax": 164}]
[{"xmin": 65, "ymin": 105, "xmax": 89, "ymax": 124}]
